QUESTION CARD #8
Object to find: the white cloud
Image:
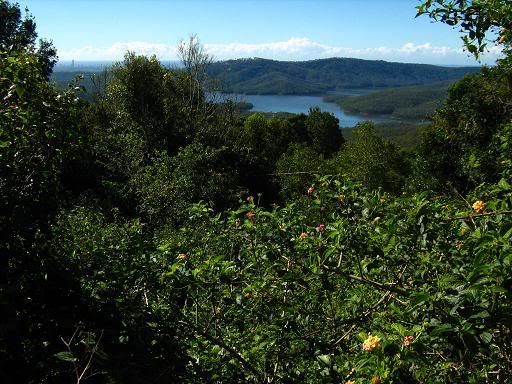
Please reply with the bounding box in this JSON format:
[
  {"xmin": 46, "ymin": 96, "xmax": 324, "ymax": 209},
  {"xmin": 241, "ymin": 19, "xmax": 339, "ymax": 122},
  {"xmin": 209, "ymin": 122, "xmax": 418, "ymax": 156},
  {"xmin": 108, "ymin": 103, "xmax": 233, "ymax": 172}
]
[
  {"xmin": 60, "ymin": 41, "xmax": 178, "ymax": 61},
  {"xmin": 59, "ymin": 37, "xmax": 503, "ymax": 65}
]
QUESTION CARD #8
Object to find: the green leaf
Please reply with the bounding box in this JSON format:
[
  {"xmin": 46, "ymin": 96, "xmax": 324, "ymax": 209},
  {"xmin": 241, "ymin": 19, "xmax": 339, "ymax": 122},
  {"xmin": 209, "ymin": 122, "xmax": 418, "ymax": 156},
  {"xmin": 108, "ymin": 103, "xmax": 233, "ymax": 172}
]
[
  {"xmin": 317, "ymin": 354, "xmax": 331, "ymax": 366},
  {"xmin": 15, "ymin": 85, "xmax": 25, "ymax": 97},
  {"xmin": 54, "ymin": 351, "xmax": 77, "ymax": 362},
  {"xmin": 469, "ymin": 310, "xmax": 490, "ymax": 320},
  {"xmin": 480, "ymin": 332, "xmax": 492, "ymax": 344},
  {"xmin": 409, "ymin": 292, "xmax": 429, "ymax": 307},
  {"xmin": 431, "ymin": 323, "xmax": 453, "ymax": 337},
  {"xmin": 391, "ymin": 323, "xmax": 406, "ymax": 336},
  {"xmin": 498, "ymin": 178, "xmax": 511, "ymax": 190}
]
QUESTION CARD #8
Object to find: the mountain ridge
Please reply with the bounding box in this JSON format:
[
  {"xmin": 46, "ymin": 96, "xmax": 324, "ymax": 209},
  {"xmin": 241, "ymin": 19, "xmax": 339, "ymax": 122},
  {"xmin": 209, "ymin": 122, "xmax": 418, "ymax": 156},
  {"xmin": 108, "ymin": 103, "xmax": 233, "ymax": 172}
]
[{"xmin": 207, "ymin": 57, "xmax": 481, "ymax": 95}]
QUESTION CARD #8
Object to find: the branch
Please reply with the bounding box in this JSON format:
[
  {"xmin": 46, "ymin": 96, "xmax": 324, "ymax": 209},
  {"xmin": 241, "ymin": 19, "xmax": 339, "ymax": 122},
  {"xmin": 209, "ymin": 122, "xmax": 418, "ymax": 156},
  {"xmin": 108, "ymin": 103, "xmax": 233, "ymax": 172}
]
[
  {"xmin": 178, "ymin": 320, "xmax": 263, "ymax": 381},
  {"xmin": 444, "ymin": 210, "xmax": 512, "ymax": 221},
  {"xmin": 77, "ymin": 330, "xmax": 103, "ymax": 383},
  {"xmin": 60, "ymin": 328, "xmax": 80, "ymax": 383},
  {"xmin": 345, "ymin": 273, "xmax": 408, "ymax": 295},
  {"xmin": 322, "ymin": 263, "xmax": 409, "ymax": 296}
]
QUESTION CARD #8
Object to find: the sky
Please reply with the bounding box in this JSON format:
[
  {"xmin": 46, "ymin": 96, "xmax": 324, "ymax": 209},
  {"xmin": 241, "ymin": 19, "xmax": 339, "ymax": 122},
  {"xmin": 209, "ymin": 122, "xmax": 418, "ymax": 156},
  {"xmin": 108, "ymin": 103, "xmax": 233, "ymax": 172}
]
[{"xmin": 18, "ymin": 0, "xmax": 503, "ymax": 65}]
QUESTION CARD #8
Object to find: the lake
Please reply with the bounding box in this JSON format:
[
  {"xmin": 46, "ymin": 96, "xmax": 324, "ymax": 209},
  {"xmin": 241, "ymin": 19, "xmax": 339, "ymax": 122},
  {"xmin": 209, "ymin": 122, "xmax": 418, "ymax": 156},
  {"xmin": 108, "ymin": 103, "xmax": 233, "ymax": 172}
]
[{"xmin": 218, "ymin": 90, "xmax": 394, "ymax": 127}]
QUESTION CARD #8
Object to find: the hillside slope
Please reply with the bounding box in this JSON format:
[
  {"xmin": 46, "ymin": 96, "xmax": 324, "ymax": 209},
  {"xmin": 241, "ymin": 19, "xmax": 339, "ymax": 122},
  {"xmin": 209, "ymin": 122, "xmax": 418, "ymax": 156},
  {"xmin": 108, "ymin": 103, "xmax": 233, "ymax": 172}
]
[
  {"xmin": 331, "ymin": 81, "xmax": 453, "ymax": 121},
  {"xmin": 207, "ymin": 57, "xmax": 480, "ymax": 94}
]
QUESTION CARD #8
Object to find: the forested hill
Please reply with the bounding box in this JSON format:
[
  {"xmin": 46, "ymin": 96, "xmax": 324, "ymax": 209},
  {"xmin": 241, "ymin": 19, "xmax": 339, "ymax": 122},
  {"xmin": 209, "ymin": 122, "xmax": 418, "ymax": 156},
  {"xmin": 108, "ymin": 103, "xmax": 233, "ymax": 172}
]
[{"xmin": 207, "ymin": 57, "xmax": 480, "ymax": 94}]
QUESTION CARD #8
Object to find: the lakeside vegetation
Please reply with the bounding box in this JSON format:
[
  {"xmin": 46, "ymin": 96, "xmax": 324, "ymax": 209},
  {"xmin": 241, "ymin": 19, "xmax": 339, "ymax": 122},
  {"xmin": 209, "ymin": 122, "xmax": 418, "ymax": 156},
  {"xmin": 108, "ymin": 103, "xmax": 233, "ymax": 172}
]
[
  {"xmin": 2, "ymin": 1, "xmax": 512, "ymax": 383},
  {"xmin": 325, "ymin": 81, "xmax": 452, "ymax": 122},
  {"xmin": 50, "ymin": 72, "xmax": 453, "ymax": 127}
]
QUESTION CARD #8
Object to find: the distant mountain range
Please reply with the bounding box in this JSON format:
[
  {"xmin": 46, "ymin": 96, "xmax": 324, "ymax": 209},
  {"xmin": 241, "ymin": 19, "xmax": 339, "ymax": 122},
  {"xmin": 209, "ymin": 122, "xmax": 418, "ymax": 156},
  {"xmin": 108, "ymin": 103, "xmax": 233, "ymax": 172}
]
[{"xmin": 207, "ymin": 57, "xmax": 481, "ymax": 95}]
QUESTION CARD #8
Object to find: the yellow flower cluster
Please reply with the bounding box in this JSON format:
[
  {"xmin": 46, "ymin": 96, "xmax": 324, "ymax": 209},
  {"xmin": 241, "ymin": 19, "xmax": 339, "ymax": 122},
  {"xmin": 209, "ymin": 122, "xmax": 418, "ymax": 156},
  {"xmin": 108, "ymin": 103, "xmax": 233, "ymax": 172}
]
[
  {"xmin": 472, "ymin": 200, "xmax": 486, "ymax": 213},
  {"xmin": 362, "ymin": 335, "xmax": 381, "ymax": 352}
]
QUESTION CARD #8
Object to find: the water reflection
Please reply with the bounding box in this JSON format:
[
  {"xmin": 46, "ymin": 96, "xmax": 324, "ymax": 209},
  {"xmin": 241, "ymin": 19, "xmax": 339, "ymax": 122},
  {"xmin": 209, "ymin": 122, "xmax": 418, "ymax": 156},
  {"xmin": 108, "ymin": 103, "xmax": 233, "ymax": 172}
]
[{"xmin": 218, "ymin": 91, "xmax": 394, "ymax": 127}]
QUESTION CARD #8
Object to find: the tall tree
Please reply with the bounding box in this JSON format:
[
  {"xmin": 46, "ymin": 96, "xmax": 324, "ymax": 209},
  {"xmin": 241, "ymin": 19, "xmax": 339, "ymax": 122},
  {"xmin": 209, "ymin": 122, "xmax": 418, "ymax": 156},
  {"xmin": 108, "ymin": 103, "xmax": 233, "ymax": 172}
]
[
  {"xmin": 305, "ymin": 107, "xmax": 344, "ymax": 157},
  {"xmin": 0, "ymin": 0, "xmax": 57, "ymax": 77}
]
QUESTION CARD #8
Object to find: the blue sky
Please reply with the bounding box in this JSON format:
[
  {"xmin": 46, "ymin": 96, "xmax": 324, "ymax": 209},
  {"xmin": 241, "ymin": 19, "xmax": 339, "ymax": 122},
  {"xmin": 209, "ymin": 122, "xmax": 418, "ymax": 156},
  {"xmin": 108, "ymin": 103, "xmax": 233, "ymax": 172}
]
[{"xmin": 18, "ymin": 0, "xmax": 502, "ymax": 65}]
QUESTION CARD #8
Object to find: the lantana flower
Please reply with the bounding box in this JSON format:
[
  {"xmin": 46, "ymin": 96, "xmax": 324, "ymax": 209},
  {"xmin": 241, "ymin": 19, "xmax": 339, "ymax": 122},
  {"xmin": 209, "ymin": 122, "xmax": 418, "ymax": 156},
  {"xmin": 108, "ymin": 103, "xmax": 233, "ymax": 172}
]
[
  {"xmin": 362, "ymin": 335, "xmax": 381, "ymax": 352},
  {"xmin": 472, "ymin": 200, "xmax": 486, "ymax": 213},
  {"xmin": 403, "ymin": 335, "xmax": 414, "ymax": 346}
]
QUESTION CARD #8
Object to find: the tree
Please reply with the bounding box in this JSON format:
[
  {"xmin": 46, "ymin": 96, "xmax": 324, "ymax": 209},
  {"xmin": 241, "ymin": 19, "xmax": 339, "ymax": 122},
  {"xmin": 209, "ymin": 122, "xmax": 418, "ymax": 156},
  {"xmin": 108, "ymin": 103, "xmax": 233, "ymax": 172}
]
[
  {"xmin": 176, "ymin": 34, "xmax": 217, "ymax": 133},
  {"xmin": 0, "ymin": 48, "xmax": 82, "ymax": 382},
  {"xmin": 0, "ymin": 0, "xmax": 57, "ymax": 78},
  {"xmin": 417, "ymin": 0, "xmax": 512, "ymax": 61},
  {"xmin": 305, "ymin": 107, "xmax": 344, "ymax": 157},
  {"xmin": 335, "ymin": 122, "xmax": 408, "ymax": 192},
  {"xmin": 410, "ymin": 65, "xmax": 512, "ymax": 192},
  {"xmin": 275, "ymin": 143, "xmax": 324, "ymax": 199}
]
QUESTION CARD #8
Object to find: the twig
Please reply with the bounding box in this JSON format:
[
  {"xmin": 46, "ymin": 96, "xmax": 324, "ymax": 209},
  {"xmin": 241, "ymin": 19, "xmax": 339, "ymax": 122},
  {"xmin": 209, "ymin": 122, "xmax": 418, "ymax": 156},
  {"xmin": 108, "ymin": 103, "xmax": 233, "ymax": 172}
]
[
  {"xmin": 344, "ymin": 272, "xmax": 408, "ymax": 296},
  {"xmin": 178, "ymin": 320, "xmax": 263, "ymax": 381},
  {"xmin": 60, "ymin": 328, "xmax": 80, "ymax": 382},
  {"xmin": 265, "ymin": 171, "xmax": 320, "ymax": 176},
  {"xmin": 77, "ymin": 330, "xmax": 103, "ymax": 383},
  {"xmin": 60, "ymin": 328, "xmax": 103, "ymax": 384},
  {"xmin": 443, "ymin": 210, "xmax": 512, "ymax": 221},
  {"xmin": 324, "ymin": 263, "xmax": 409, "ymax": 296},
  {"xmin": 333, "ymin": 324, "xmax": 357, "ymax": 346}
]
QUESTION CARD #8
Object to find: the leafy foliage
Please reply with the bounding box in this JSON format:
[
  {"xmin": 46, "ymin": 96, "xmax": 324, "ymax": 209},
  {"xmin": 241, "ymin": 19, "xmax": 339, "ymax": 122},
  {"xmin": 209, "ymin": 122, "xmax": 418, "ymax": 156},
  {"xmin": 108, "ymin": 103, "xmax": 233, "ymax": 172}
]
[
  {"xmin": 342, "ymin": 122, "xmax": 425, "ymax": 151},
  {"xmin": 411, "ymin": 65, "xmax": 512, "ymax": 192},
  {"xmin": 332, "ymin": 123, "xmax": 410, "ymax": 193},
  {"xmin": 2, "ymin": 1, "xmax": 512, "ymax": 383},
  {"xmin": 0, "ymin": 49, "xmax": 82, "ymax": 382},
  {"xmin": 158, "ymin": 176, "xmax": 512, "ymax": 383},
  {"xmin": 417, "ymin": 0, "xmax": 512, "ymax": 61},
  {"xmin": 0, "ymin": 0, "xmax": 57, "ymax": 77}
]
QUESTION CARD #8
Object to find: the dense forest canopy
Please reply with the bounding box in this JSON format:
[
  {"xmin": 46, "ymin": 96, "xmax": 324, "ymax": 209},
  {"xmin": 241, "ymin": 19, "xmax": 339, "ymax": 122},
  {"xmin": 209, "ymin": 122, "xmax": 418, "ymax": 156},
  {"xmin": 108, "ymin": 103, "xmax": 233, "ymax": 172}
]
[
  {"xmin": 207, "ymin": 57, "xmax": 480, "ymax": 94},
  {"xmin": 1, "ymin": 0, "xmax": 511, "ymax": 383}
]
